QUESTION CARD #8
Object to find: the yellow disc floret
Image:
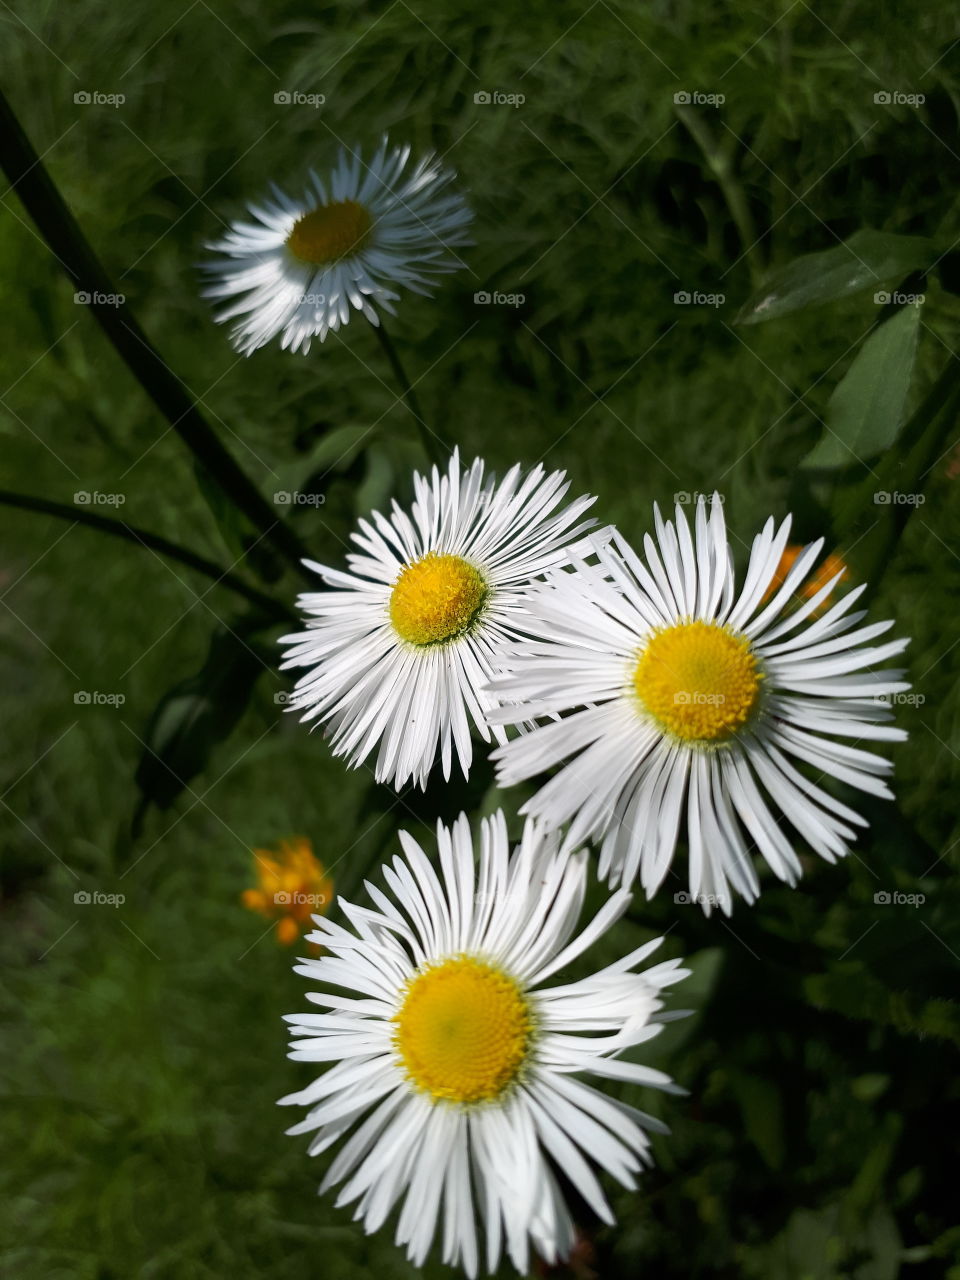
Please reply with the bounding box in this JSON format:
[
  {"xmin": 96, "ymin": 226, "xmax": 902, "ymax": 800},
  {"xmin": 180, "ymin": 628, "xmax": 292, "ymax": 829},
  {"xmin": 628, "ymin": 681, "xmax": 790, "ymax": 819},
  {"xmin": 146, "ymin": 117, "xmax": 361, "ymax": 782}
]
[
  {"xmin": 633, "ymin": 620, "xmax": 762, "ymax": 744},
  {"xmin": 389, "ymin": 553, "xmax": 488, "ymax": 647},
  {"xmin": 286, "ymin": 199, "xmax": 373, "ymax": 265},
  {"xmin": 393, "ymin": 955, "xmax": 531, "ymax": 1104}
]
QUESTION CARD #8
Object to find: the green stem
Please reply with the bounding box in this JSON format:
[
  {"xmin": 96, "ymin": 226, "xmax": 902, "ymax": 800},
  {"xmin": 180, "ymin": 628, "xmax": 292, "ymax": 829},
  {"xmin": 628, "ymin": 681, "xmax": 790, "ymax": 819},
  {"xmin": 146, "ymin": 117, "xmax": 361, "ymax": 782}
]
[
  {"xmin": 373, "ymin": 322, "xmax": 446, "ymax": 468},
  {"xmin": 0, "ymin": 88, "xmax": 311, "ymax": 580},
  {"xmin": 675, "ymin": 104, "xmax": 763, "ymax": 286},
  {"xmin": 0, "ymin": 489, "xmax": 296, "ymax": 623}
]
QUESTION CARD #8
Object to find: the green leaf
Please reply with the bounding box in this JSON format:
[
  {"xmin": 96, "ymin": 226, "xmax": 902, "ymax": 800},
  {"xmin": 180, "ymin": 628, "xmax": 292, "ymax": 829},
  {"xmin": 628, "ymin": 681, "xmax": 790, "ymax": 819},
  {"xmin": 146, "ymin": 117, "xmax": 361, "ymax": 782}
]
[
  {"xmin": 802, "ymin": 304, "xmax": 921, "ymax": 468},
  {"xmin": 354, "ymin": 443, "xmax": 396, "ymax": 517},
  {"xmin": 803, "ymin": 963, "xmax": 960, "ymax": 1047},
  {"xmin": 728, "ymin": 1070, "xmax": 785, "ymax": 1170},
  {"xmin": 643, "ymin": 947, "xmax": 724, "ymax": 1064},
  {"xmin": 271, "ymin": 423, "xmax": 375, "ymax": 497},
  {"xmin": 193, "ymin": 462, "xmax": 284, "ymax": 584},
  {"xmin": 736, "ymin": 230, "xmax": 935, "ymax": 325},
  {"xmin": 132, "ymin": 626, "xmax": 266, "ymax": 834}
]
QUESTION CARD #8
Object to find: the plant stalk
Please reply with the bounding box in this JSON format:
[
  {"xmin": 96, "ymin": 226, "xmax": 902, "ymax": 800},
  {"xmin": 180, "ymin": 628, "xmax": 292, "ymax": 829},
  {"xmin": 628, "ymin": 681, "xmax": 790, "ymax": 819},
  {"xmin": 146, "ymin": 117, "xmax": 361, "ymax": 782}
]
[
  {"xmin": 0, "ymin": 488, "xmax": 296, "ymax": 622},
  {"xmin": 0, "ymin": 87, "xmax": 311, "ymax": 580}
]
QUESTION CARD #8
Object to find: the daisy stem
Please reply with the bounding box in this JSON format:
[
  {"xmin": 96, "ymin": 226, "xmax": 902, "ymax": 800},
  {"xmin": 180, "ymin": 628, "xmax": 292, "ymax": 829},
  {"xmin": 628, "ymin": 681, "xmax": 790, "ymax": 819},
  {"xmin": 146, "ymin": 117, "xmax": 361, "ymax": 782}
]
[
  {"xmin": 373, "ymin": 323, "xmax": 447, "ymax": 468},
  {"xmin": 675, "ymin": 105, "xmax": 763, "ymax": 286},
  {"xmin": 0, "ymin": 88, "xmax": 312, "ymax": 583},
  {"xmin": 0, "ymin": 489, "xmax": 297, "ymax": 624}
]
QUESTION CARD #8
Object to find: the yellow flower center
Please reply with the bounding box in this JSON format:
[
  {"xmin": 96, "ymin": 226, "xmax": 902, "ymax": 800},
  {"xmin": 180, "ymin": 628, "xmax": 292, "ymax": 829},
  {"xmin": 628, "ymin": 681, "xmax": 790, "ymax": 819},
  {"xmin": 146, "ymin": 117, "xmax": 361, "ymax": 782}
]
[
  {"xmin": 286, "ymin": 199, "xmax": 373, "ymax": 265},
  {"xmin": 389, "ymin": 553, "xmax": 488, "ymax": 647},
  {"xmin": 393, "ymin": 956, "xmax": 531, "ymax": 1104},
  {"xmin": 632, "ymin": 620, "xmax": 762, "ymax": 744}
]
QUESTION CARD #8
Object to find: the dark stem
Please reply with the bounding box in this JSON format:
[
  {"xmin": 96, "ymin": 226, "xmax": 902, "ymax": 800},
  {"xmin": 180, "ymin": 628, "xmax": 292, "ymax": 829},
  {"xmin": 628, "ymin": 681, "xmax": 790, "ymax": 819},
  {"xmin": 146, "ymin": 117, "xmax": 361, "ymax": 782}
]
[
  {"xmin": 373, "ymin": 322, "xmax": 446, "ymax": 468},
  {"xmin": 0, "ymin": 489, "xmax": 296, "ymax": 623},
  {"xmin": 0, "ymin": 87, "xmax": 311, "ymax": 580}
]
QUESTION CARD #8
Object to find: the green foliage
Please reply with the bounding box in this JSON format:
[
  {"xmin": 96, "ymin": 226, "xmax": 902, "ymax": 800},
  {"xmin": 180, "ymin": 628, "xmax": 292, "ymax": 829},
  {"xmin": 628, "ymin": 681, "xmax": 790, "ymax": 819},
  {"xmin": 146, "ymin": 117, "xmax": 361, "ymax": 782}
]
[
  {"xmin": 736, "ymin": 231, "xmax": 937, "ymax": 325},
  {"xmin": 802, "ymin": 304, "xmax": 921, "ymax": 470}
]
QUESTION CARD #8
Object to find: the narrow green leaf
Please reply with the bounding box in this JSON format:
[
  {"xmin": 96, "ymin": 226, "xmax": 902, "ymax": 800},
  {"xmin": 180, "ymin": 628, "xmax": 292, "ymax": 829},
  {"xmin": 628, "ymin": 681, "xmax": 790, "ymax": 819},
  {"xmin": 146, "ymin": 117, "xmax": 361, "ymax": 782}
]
[
  {"xmin": 737, "ymin": 230, "xmax": 935, "ymax": 325},
  {"xmin": 728, "ymin": 1070, "xmax": 785, "ymax": 1170},
  {"xmin": 194, "ymin": 462, "xmax": 284, "ymax": 583},
  {"xmin": 271, "ymin": 423, "xmax": 375, "ymax": 497},
  {"xmin": 132, "ymin": 626, "xmax": 265, "ymax": 833},
  {"xmin": 802, "ymin": 304, "xmax": 921, "ymax": 469}
]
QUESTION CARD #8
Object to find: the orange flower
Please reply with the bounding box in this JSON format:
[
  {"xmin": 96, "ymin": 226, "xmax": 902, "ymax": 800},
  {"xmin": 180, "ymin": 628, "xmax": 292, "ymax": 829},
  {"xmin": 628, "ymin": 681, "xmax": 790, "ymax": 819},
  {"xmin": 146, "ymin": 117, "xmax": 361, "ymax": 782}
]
[
  {"xmin": 242, "ymin": 836, "xmax": 333, "ymax": 946},
  {"xmin": 764, "ymin": 544, "xmax": 847, "ymax": 612}
]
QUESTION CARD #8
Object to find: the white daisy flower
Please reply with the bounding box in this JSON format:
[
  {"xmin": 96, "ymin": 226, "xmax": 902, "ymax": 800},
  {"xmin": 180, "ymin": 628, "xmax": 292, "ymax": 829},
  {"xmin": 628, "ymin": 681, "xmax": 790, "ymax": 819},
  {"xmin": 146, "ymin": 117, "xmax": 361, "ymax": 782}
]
[
  {"xmin": 278, "ymin": 452, "xmax": 602, "ymax": 790},
  {"xmin": 203, "ymin": 138, "xmax": 472, "ymax": 355},
  {"xmin": 281, "ymin": 810, "xmax": 687, "ymax": 1277},
  {"xmin": 490, "ymin": 497, "xmax": 910, "ymax": 913}
]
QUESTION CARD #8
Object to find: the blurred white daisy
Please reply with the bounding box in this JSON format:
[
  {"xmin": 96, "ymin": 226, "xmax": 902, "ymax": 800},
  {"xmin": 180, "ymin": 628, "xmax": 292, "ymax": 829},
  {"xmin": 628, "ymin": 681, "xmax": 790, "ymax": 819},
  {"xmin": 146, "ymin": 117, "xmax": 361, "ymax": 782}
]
[
  {"xmin": 490, "ymin": 497, "xmax": 910, "ymax": 913},
  {"xmin": 279, "ymin": 452, "xmax": 602, "ymax": 790},
  {"xmin": 281, "ymin": 810, "xmax": 687, "ymax": 1277},
  {"xmin": 204, "ymin": 138, "xmax": 472, "ymax": 355}
]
